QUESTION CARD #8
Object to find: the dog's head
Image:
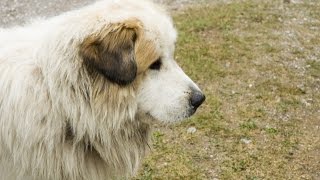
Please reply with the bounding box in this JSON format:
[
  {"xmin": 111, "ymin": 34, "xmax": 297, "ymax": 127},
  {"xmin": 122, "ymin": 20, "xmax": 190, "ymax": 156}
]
[{"xmin": 79, "ymin": 3, "xmax": 205, "ymax": 123}]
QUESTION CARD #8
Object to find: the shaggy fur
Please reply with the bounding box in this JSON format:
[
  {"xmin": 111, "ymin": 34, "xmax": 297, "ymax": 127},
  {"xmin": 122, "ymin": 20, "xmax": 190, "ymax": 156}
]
[{"xmin": 0, "ymin": 0, "xmax": 204, "ymax": 179}]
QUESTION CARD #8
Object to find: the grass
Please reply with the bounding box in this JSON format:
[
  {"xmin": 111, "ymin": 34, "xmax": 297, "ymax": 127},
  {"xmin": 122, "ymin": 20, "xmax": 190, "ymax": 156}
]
[{"xmin": 136, "ymin": 0, "xmax": 320, "ymax": 179}]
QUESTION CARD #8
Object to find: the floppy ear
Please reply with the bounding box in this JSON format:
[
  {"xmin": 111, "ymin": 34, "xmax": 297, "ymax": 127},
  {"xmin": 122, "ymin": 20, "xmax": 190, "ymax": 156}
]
[{"xmin": 80, "ymin": 19, "xmax": 142, "ymax": 86}]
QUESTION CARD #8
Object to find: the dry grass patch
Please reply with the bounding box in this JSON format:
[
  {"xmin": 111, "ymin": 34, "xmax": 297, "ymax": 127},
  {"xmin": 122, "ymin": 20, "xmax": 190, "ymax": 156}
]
[{"xmin": 136, "ymin": 0, "xmax": 320, "ymax": 179}]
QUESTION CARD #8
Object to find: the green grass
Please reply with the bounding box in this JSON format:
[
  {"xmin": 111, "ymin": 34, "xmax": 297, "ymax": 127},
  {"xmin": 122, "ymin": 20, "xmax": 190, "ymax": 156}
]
[{"xmin": 136, "ymin": 0, "xmax": 320, "ymax": 179}]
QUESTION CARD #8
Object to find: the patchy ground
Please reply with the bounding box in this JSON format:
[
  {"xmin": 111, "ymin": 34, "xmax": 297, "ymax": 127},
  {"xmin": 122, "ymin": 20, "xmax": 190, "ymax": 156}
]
[
  {"xmin": 1, "ymin": 0, "xmax": 319, "ymax": 179},
  {"xmin": 137, "ymin": 0, "xmax": 320, "ymax": 179},
  {"xmin": 0, "ymin": 0, "xmax": 204, "ymax": 27}
]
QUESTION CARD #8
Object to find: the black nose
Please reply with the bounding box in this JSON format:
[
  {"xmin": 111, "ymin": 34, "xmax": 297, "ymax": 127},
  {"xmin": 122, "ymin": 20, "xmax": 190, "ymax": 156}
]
[{"xmin": 190, "ymin": 91, "xmax": 206, "ymax": 109}]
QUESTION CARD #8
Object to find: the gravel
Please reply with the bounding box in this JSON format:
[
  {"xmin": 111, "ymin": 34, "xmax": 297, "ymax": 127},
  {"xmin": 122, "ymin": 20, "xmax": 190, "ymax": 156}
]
[
  {"xmin": 0, "ymin": 0, "xmax": 92, "ymax": 27},
  {"xmin": 0, "ymin": 0, "xmax": 203, "ymax": 27}
]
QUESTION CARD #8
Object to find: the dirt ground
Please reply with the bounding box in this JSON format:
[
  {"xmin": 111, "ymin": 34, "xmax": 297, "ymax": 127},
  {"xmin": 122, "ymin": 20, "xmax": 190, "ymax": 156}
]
[
  {"xmin": 0, "ymin": 0, "xmax": 90, "ymax": 26},
  {"xmin": 0, "ymin": 0, "xmax": 206, "ymax": 27}
]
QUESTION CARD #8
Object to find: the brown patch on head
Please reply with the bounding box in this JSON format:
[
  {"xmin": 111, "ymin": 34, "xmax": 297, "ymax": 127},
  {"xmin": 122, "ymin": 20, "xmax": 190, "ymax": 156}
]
[
  {"xmin": 80, "ymin": 19, "xmax": 142, "ymax": 86},
  {"xmin": 135, "ymin": 37, "xmax": 160, "ymax": 73}
]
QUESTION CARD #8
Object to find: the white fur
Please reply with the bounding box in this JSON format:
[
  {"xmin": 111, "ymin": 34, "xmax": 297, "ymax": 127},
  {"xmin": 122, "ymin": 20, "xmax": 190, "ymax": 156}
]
[
  {"xmin": 138, "ymin": 60, "xmax": 202, "ymax": 122},
  {"xmin": 0, "ymin": 0, "xmax": 203, "ymax": 179}
]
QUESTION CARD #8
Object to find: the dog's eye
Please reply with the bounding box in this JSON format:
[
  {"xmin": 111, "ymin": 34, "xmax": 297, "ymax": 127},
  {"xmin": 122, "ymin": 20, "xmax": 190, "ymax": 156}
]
[{"xmin": 149, "ymin": 58, "xmax": 162, "ymax": 70}]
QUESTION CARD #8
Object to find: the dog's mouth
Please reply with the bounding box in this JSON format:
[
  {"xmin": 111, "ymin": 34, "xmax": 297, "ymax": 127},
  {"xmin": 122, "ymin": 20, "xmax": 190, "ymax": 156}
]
[
  {"xmin": 188, "ymin": 107, "xmax": 197, "ymax": 117},
  {"xmin": 143, "ymin": 106, "xmax": 200, "ymax": 124},
  {"xmin": 138, "ymin": 92, "xmax": 206, "ymax": 123}
]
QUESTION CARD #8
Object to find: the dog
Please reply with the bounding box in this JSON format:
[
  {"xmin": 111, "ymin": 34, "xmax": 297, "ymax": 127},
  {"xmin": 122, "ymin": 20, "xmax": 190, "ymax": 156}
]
[{"xmin": 0, "ymin": 0, "xmax": 205, "ymax": 179}]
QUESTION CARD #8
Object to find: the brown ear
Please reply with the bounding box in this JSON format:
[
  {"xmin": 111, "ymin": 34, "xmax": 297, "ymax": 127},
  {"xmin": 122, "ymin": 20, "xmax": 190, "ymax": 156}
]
[{"xmin": 80, "ymin": 19, "xmax": 142, "ymax": 86}]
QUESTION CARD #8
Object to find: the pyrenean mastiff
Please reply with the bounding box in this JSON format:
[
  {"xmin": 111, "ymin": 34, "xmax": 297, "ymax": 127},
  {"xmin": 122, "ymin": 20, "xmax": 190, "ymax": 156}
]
[{"xmin": 0, "ymin": 0, "xmax": 205, "ymax": 179}]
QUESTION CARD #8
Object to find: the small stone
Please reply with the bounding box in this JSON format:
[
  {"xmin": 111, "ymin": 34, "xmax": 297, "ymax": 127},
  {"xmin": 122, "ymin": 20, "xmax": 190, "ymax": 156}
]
[
  {"xmin": 187, "ymin": 127, "xmax": 197, "ymax": 134},
  {"xmin": 240, "ymin": 138, "xmax": 252, "ymax": 144},
  {"xmin": 225, "ymin": 62, "xmax": 231, "ymax": 68},
  {"xmin": 301, "ymin": 99, "xmax": 311, "ymax": 107}
]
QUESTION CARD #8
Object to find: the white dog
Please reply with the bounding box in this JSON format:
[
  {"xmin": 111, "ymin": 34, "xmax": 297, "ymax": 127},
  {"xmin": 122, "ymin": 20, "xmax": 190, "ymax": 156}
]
[{"xmin": 0, "ymin": 0, "xmax": 205, "ymax": 179}]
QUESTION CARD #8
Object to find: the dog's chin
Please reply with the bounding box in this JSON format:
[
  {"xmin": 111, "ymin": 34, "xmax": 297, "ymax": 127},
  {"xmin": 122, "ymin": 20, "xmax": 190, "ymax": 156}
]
[{"xmin": 144, "ymin": 107, "xmax": 198, "ymax": 124}]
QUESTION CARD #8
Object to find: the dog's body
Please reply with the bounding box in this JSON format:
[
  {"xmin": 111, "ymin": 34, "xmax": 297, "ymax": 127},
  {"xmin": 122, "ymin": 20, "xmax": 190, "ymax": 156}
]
[{"xmin": 0, "ymin": 0, "xmax": 205, "ymax": 179}]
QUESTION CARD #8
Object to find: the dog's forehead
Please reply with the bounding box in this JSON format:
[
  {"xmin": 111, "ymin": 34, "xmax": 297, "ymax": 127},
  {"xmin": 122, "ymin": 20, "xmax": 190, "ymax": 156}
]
[
  {"xmin": 111, "ymin": 0, "xmax": 177, "ymax": 49},
  {"xmin": 140, "ymin": 13, "xmax": 177, "ymax": 55},
  {"xmin": 96, "ymin": 0, "xmax": 177, "ymax": 72},
  {"xmin": 98, "ymin": 0, "xmax": 177, "ymax": 43}
]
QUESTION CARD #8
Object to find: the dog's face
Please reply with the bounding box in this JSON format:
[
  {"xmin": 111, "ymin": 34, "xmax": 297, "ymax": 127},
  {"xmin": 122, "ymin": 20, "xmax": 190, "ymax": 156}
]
[
  {"xmin": 137, "ymin": 57, "xmax": 205, "ymax": 123},
  {"xmin": 135, "ymin": 21, "xmax": 205, "ymax": 123},
  {"xmin": 80, "ymin": 12, "xmax": 205, "ymax": 123}
]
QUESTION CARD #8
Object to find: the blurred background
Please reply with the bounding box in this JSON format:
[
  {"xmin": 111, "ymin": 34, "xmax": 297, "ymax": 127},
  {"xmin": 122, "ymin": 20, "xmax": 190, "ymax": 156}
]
[{"xmin": 1, "ymin": 0, "xmax": 319, "ymax": 179}]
